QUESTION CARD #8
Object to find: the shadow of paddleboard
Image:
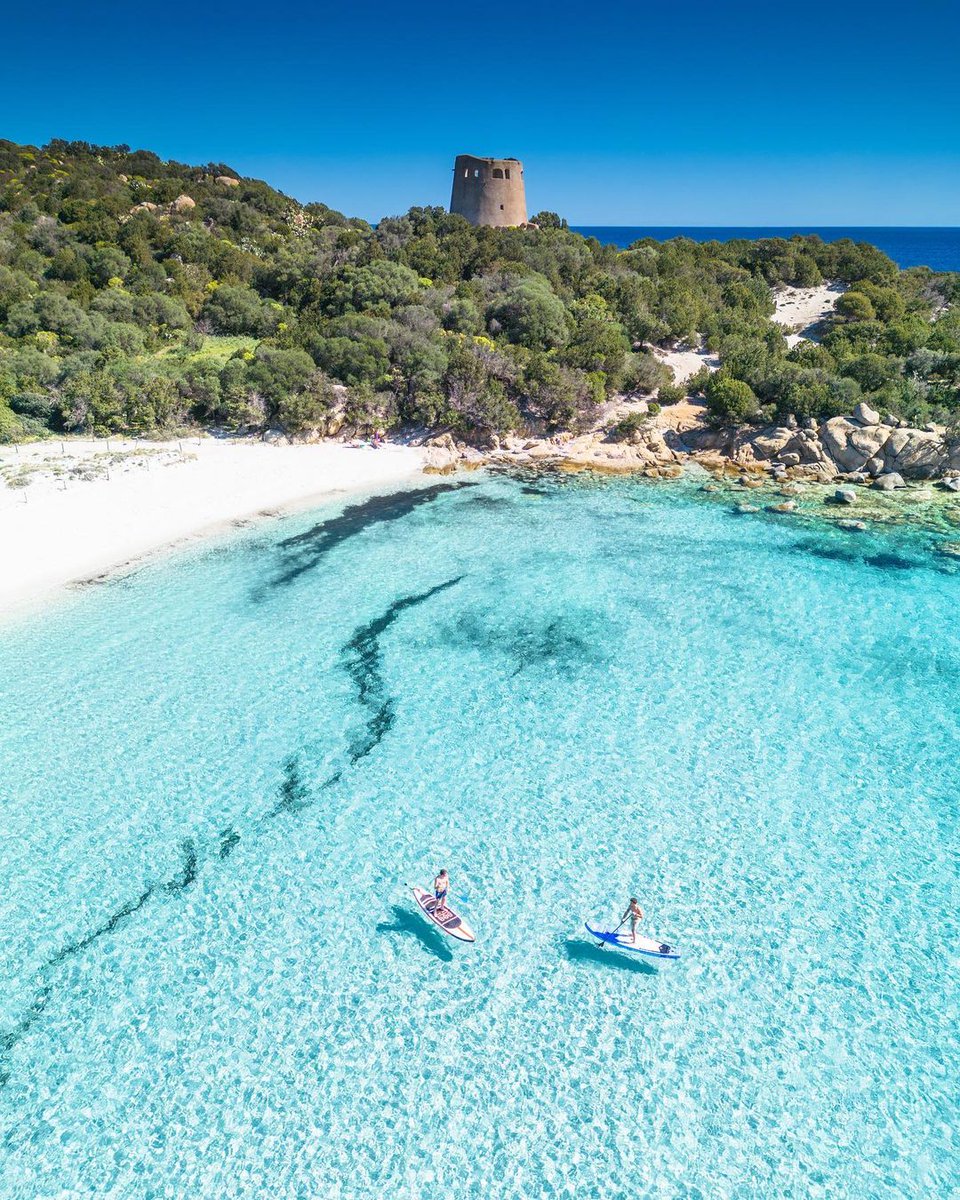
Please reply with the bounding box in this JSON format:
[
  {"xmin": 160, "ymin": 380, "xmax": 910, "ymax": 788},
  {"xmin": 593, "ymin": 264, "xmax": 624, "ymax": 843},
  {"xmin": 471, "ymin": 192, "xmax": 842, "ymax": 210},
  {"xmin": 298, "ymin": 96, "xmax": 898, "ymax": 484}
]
[
  {"xmin": 562, "ymin": 938, "xmax": 657, "ymax": 976},
  {"xmin": 376, "ymin": 905, "xmax": 454, "ymax": 963}
]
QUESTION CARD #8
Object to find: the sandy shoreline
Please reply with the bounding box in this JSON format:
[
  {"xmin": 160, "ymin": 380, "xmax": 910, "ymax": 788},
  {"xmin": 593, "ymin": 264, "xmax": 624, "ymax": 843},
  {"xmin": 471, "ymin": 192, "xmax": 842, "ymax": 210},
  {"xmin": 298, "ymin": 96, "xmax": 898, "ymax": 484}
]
[{"xmin": 0, "ymin": 436, "xmax": 430, "ymax": 622}]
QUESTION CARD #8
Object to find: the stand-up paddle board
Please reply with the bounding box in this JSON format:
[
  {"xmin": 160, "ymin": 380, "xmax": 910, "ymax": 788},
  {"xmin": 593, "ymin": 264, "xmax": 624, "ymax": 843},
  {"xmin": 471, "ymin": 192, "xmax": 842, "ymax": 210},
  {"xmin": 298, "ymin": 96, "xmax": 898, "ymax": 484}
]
[
  {"xmin": 585, "ymin": 922, "xmax": 680, "ymax": 961},
  {"xmin": 412, "ymin": 886, "xmax": 476, "ymax": 943}
]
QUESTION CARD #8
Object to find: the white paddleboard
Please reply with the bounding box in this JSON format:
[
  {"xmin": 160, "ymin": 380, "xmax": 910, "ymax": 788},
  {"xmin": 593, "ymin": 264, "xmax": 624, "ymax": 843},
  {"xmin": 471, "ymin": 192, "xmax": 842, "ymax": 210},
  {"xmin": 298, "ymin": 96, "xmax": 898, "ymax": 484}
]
[{"xmin": 412, "ymin": 886, "xmax": 476, "ymax": 943}]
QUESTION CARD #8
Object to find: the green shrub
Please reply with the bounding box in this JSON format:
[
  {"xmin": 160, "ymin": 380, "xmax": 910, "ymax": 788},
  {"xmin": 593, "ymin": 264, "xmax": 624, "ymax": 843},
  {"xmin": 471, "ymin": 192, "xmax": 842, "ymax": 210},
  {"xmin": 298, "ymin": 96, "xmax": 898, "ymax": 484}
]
[
  {"xmin": 657, "ymin": 381, "xmax": 685, "ymax": 406},
  {"xmin": 705, "ymin": 371, "xmax": 760, "ymax": 423},
  {"xmin": 836, "ymin": 292, "xmax": 876, "ymax": 322},
  {"xmin": 609, "ymin": 410, "xmax": 649, "ymax": 441},
  {"xmin": 487, "ymin": 276, "xmax": 569, "ymax": 351},
  {"xmin": 10, "ymin": 391, "xmax": 56, "ymax": 421}
]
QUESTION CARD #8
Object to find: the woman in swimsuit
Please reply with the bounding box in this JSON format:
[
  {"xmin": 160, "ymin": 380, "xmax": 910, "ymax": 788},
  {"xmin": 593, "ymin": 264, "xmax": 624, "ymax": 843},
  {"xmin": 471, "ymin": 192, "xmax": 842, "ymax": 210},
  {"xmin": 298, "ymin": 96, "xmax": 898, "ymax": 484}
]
[{"xmin": 621, "ymin": 897, "xmax": 644, "ymax": 943}]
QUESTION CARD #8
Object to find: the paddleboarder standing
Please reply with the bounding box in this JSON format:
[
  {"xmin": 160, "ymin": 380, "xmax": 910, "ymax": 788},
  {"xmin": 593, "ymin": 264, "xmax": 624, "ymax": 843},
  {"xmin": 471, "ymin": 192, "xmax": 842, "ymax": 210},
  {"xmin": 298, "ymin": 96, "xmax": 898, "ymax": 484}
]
[
  {"xmin": 433, "ymin": 869, "xmax": 450, "ymax": 911},
  {"xmin": 621, "ymin": 897, "xmax": 644, "ymax": 943}
]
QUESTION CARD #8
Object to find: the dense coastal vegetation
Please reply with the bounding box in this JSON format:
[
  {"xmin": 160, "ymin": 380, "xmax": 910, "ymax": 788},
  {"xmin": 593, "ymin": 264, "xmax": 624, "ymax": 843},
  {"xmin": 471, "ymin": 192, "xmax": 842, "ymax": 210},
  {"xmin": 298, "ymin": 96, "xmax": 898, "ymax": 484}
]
[{"xmin": 1, "ymin": 138, "xmax": 958, "ymax": 444}]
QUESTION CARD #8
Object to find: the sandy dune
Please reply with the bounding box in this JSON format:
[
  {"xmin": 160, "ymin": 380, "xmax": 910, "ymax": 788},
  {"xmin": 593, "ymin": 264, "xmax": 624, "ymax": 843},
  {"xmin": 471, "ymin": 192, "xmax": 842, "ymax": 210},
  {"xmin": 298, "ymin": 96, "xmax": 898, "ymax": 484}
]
[
  {"xmin": 0, "ymin": 436, "xmax": 428, "ymax": 620},
  {"xmin": 651, "ymin": 344, "xmax": 720, "ymax": 385},
  {"xmin": 772, "ymin": 283, "xmax": 845, "ymax": 346}
]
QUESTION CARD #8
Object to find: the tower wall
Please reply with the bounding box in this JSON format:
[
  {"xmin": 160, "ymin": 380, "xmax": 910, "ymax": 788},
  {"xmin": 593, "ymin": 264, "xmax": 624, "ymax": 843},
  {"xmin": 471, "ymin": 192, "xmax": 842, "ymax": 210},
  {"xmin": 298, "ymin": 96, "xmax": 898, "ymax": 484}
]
[{"xmin": 450, "ymin": 155, "xmax": 527, "ymax": 227}]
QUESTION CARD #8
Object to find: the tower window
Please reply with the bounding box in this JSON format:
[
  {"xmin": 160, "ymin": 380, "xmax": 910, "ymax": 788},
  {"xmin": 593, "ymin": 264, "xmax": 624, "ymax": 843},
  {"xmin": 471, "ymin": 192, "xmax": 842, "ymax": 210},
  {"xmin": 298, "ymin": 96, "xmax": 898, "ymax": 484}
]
[
  {"xmin": 504, "ymin": 169, "xmax": 511, "ymax": 179},
  {"xmin": 474, "ymin": 169, "xmax": 480, "ymax": 178},
  {"xmin": 463, "ymin": 168, "xmax": 469, "ymax": 178},
  {"xmin": 492, "ymin": 168, "xmax": 503, "ymax": 179},
  {"xmin": 500, "ymin": 204, "xmax": 504, "ymax": 210}
]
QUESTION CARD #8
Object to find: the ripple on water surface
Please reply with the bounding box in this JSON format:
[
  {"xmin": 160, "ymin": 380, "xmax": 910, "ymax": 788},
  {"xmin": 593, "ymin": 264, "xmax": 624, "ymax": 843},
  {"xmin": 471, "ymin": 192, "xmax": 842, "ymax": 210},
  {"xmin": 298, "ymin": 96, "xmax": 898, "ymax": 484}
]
[{"xmin": 0, "ymin": 474, "xmax": 957, "ymax": 1198}]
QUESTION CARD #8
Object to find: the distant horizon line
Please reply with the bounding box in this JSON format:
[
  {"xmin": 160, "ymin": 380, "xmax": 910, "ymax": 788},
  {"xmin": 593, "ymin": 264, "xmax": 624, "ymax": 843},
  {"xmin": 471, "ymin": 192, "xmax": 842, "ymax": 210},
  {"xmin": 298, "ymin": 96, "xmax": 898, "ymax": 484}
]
[{"xmin": 568, "ymin": 223, "xmax": 960, "ymax": 229}]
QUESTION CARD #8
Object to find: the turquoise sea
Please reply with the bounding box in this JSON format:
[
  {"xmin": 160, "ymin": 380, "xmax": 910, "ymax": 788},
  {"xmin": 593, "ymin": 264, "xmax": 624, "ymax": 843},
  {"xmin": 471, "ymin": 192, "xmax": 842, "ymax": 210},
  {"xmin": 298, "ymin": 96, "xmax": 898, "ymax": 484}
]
[{"xmin": 1, "ymin": 472, "xmax": 958, "ymax": 1198}]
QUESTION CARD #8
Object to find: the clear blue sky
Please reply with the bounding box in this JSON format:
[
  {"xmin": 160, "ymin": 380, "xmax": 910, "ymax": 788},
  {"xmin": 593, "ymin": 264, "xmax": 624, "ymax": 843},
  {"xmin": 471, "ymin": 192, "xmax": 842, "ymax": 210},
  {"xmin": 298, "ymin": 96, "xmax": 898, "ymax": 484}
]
[{"xmin": 4, "ymin": 0, "xmax": 958, "ymax": 224}]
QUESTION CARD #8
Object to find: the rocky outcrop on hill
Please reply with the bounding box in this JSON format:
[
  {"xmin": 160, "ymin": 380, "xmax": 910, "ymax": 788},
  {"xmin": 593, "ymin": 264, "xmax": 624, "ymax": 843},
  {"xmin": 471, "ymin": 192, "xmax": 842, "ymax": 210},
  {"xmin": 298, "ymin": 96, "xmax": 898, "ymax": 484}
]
[{"xmin": 129, "ymin": 194, "xmax": 199, "ymax": 218}]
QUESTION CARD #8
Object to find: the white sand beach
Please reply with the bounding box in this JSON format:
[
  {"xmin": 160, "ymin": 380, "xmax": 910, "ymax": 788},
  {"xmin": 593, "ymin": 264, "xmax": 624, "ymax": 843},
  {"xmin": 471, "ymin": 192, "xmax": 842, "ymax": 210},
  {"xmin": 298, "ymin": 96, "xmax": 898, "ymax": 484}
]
[{"xmin": 0, "ymin": 436, "xmax": 430, "ymax": 620}]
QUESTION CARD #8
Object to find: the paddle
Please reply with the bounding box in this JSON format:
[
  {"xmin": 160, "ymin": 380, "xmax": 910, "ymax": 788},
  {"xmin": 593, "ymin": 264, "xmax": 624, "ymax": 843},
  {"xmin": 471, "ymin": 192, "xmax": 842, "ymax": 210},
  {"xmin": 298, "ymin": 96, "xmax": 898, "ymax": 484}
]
[
  {"xmin": 406, "ymin": 883, "xmax": 470, "ymax": 914},
  {"xmin": 595, "ymin": 914, "xmax": 627, "ymax": 949},
  {"xmin": 405, "ymin": 881, "xmax": 470, "ymax": 908}
]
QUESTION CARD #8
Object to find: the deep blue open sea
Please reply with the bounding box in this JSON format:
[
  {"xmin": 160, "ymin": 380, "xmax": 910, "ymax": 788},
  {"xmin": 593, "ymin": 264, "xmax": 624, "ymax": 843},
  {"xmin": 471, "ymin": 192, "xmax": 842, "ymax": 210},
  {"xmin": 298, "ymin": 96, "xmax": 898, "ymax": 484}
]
[
  {"xmin": 572, "ymin": 227, "xmax": 960, "ymax": 272},
  {"xmin": 1, "ymin": 471, "xmax": 958, "ymax": 1197}
]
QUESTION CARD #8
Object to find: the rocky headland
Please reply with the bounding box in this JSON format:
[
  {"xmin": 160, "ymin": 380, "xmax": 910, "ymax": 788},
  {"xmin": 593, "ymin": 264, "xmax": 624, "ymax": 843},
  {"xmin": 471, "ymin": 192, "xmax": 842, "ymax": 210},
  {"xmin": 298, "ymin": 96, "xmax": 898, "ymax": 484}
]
[
  {"xmin": 430, "ymin": 396, "xmax": 959, "ymax": 484},
  {"xmin": 421, "ymin": 395, "xmax": 960, "ymax": 550}
]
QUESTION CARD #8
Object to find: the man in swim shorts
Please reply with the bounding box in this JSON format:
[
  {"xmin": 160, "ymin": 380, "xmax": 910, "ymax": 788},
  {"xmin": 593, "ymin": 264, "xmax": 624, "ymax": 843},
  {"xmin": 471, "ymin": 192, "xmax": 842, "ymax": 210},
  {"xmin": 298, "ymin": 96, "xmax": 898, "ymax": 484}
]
[
  {"xmin": 621, "ymin": 897, "xmax": 644, "ymax": 943},
  {"xmin": 433, "ymin": 869, "xmax": 450, "ymax": 912}
]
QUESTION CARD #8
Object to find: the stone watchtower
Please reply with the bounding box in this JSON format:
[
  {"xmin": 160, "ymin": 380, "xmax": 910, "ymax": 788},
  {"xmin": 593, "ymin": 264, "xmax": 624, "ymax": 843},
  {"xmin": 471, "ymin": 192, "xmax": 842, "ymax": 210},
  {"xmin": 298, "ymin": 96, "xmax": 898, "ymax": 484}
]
[{"xmin": 450, "ymin": 155, "xmax": 527, "ymax": 227}]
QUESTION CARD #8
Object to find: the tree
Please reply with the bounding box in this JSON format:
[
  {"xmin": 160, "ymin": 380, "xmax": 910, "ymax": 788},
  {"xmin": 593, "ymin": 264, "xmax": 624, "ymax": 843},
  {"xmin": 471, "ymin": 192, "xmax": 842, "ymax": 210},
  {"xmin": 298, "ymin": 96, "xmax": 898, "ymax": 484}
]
[
  {"xmin": 561, "ymin": 299, "xmax": 630, "ymax": 386},
  {"xmin": 307, "ymin": 335, "xmax": 391, "ymax": 388},
  {"xmin": 276, "ymin": 371, "xmax": 337, "ymax": 435},
  {"xmin": 201, "ymin": 285, "xmax": 279, "ymax": 337},
  {"xmin": 529, "ymin": 212, "xmax": 568, "ymax": 230},
  {"xmin": 219, "ymin": 359, "xmax": 267, "ymax": 429},
  {"xmin": 521, "ymin": 354, "xmax": 600, "ymax": 430},
  {"xmin": 883, "ymin": 317, "xmax": 929, "ymax": 356},
  {"xmin": 842, "ymin": 353, "xmax": 896, "ymax": 393},
  {"xmin": 623, "ymin": 351, "xmax": 670, "ymax": 395},
  {"xmin": 704, "ymin": 371, "xmax": 760, "ymax": 423},
  {"xmin": 836, "ymin": 291, "xmax": 876, "ymax": 322},
  {"xmin": 245, "ymin": 347, "xmax": 316, "ymax": 411},
  {"xmin": 657, "ymin": 381, "xmax": 686, "ymax": 406},
  {"xmin": 321, "ymin": 260, "xmax": 421, "ymax": 316},
  {"xmin": 86, "ymin": 245, "xmax": 132, "ymax": 287},
  {"xmin": 441, "ymin": 295, "xmax": 481, "ymax": 334},
  {"xmin": 132, "ymin": 293, "xmax": 192, "ymax": 339},
  {"xmin": 486, "ymin": 276, "xmax": 569, "ymax": 350},
  {"xmin": 443, "ymin": 342, "xmax": 519, "ymax": 439},
  {"xmin": 761, "ymin": 366, "xmax": 858, "ymax": 421},
  {"xmin": 180, "ymin": 361, "xmax": 224, "ymax": 422}
]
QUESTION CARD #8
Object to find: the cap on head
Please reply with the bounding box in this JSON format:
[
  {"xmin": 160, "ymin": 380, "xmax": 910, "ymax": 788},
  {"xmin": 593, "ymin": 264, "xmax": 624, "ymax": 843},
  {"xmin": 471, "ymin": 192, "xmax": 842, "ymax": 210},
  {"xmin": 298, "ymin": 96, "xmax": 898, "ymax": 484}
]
[{"xmin": 630, "ymin": 897, "xmax": 638, "ymax": 904}]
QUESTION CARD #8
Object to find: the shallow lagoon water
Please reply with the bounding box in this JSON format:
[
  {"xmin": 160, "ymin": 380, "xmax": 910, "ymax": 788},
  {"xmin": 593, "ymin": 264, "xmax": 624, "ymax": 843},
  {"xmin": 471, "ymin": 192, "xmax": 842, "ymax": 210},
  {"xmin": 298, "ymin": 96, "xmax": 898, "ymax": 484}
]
[{"xmin": 1, "ymin": 472, "xmax": 957, "ymax": 1198}]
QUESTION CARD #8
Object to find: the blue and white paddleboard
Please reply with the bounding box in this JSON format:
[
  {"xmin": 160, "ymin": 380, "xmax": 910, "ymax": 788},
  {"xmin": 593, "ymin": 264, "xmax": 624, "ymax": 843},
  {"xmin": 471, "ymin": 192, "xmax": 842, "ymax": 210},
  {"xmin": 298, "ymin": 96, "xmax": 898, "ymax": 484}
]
[{"xmin": 585, "ymin": 922, "xmax": 680, "ymax": 961}]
